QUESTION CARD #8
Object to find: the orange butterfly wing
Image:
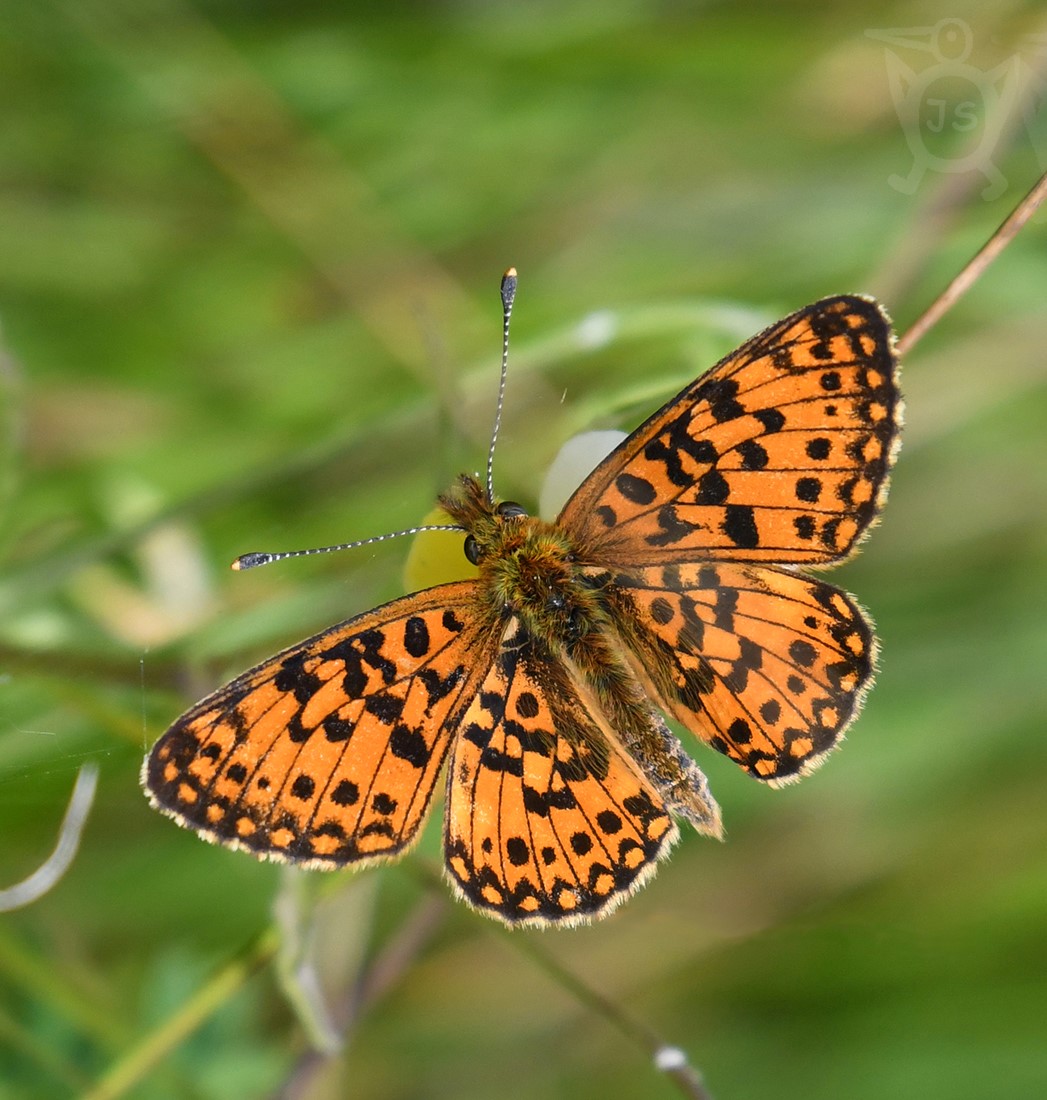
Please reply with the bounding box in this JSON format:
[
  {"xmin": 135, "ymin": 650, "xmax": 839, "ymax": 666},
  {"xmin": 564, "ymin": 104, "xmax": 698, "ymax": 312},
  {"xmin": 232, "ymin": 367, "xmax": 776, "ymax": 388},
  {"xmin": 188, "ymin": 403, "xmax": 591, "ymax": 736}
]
[
  {"xmin": 558, "ymin": 296, "xmax": 901, "ymax": 784},
  {"xmin": 443, "ymin": 620, "xmax": 677, "ymax": 925},
  {"xmin": 603, "ymin": 562, "xmax": 874, "ymax": 783},
  {"xmin": 558, "ymin": 296, "xmax": 901, "ymax": 566},
  {"xmin": 144, "ymin": 583, "xmax": 498, "ymax": 866}
]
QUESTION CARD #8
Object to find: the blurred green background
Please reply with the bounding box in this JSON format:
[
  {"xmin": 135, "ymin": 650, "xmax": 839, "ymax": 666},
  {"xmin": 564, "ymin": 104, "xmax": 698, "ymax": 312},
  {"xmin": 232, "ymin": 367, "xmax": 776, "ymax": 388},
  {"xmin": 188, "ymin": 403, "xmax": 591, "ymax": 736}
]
[{"xmin": 2, "ymin": 2, "xmax": 1046, "ymax": 1098}]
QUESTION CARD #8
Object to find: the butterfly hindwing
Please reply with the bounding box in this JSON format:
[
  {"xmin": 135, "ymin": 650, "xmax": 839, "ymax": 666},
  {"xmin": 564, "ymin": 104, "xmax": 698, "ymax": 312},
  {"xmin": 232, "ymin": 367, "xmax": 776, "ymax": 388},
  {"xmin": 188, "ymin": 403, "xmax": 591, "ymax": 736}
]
[
  {"xmin": 144, "ymin": 582, "xmax": 497, "ymax": 866},
  {"xmin": 444, "ymin": 620, "xmax": 678, "ymax": 925},
  {"xmin": 604, "ymin": 562, "xmax": 875, "ymax": 783},
  {"xmin": 558, "ymin": 296, "xmax": 901, "ymax": 566}
]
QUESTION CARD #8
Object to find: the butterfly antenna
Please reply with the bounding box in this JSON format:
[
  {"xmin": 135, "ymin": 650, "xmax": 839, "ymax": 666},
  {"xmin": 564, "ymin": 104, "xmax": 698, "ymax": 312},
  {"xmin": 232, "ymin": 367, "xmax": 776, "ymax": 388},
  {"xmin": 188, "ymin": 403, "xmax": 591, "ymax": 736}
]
[
  {"xmin": 236, "ymin": 267, "xmax": 517, "ymax": 572},
  {"xmin": 232, "ymin": 524, "xmax": 465, "ymax": 572},
  {"xmin": 485, "ymin": 267, "xmax": 517, "ymax": 502}
]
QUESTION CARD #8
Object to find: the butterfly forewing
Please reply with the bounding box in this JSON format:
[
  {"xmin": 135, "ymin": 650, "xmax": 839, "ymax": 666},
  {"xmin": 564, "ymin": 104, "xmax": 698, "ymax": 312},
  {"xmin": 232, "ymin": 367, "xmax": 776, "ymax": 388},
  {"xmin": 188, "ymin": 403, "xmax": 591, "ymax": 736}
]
[
  {"xmin": 558, "ymin": 296, "xmax": 901, "ymax": 566},
  {"xmin": 145, "ymin": 582, "xmax": 498, "ymax": 866},
  {"xmin": 444, "ymin": 620, "xmax": 677, "ymax": 925}
]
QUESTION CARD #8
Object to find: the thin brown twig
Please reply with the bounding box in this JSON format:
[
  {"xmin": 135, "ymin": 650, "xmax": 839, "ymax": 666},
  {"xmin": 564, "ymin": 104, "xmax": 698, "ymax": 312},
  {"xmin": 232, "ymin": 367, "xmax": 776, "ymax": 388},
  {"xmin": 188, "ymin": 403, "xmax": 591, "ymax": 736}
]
[
  {"xmin": 403, "ymin": 860, "xmax": 715, "ymax": 1099},
  {"xmin": 898, "ymin": 169, "xmax": 1047, "ymax": 356},
  {"xmin": 508, "ymin": 933, "xmax": 716, "ymax": 1100},
  {"xmin": 348, "ymin": 894, "xmax": 449, "ymax": 1026}
]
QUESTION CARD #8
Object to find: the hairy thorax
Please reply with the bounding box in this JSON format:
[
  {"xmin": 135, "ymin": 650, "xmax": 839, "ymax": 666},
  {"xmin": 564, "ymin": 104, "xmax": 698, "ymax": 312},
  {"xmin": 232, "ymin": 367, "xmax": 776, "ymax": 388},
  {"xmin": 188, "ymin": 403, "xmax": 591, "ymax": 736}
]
[{"xmin": 439, "ymin": 474, "xmax": 603, "ymax": 652}]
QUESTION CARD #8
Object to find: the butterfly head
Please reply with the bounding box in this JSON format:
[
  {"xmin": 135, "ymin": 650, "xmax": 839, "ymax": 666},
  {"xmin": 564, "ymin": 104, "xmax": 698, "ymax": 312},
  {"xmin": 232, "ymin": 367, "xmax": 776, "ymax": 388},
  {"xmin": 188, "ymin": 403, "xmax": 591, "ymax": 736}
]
[
  {"xmin": 438, "ymin": 474, "xmax": 529, "ymax": 564},
  {"xmin": 464, "ymin": 499, "xmax": 530, "ymax": 565}
]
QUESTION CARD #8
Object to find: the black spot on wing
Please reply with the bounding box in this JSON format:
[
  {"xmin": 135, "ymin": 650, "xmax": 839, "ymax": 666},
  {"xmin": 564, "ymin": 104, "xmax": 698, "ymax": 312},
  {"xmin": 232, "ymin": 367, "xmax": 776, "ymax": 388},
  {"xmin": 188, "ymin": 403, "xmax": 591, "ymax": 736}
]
[
  {"xmin": 364, "ymin": 692, "xmax": 405, "ymax": 725},
  {"xmin": 274, "ymin": 655, "xmax": 321, "ymax": 704},
  {"xmin": 695, "ymin": 469, "xmax": 729, "ymax": 505},
  {"xmin": 703, "ymin": 378, "xmax": 745, "ymax": 421},
  {"xmin": 616, "ymin": 473, "xmax": 657, "ymax": 505},
  {"xmin": 290, "ymin": 775, "xmax": 315, "ymax": 800},
  {"xmin": 389, "ymin": 723, "xmax": 430, "ymax": 767},
  {"xmin": 331, "ymin": 779, "xmax": 359, "ymax": 806},
  {"xmin": 722, "ymin": 504, "xmax": 759, "ymax": 549},
  {"xmin": 403, "ymin": 616, "xmax": 431, "ymax": 658},
  {"xmin": 754, "ymin": 407, "xmax": 785, "ymax": 433},
  {"xmin": 645, "ymin": 505, "xmax": 698, "ymax": 547}
]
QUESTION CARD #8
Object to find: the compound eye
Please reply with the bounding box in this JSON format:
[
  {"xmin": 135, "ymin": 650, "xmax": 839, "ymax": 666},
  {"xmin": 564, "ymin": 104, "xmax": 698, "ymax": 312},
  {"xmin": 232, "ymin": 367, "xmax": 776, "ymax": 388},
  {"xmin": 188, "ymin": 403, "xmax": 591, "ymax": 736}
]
[
  {"xmin": 496, "ymin": 500, "xmax": 528, "ymax": 519},
  {"xmin": 464, "ymin": 534, "xmax": 481, "ymax": 565}
]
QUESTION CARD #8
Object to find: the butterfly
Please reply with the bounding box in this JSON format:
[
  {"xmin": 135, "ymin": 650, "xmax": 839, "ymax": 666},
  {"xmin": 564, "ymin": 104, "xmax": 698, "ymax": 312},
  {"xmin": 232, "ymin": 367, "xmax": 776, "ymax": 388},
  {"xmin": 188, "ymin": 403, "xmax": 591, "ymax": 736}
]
[{"xmin": 144, "ymin": 276, "xmax": 902, "ymax": 926}]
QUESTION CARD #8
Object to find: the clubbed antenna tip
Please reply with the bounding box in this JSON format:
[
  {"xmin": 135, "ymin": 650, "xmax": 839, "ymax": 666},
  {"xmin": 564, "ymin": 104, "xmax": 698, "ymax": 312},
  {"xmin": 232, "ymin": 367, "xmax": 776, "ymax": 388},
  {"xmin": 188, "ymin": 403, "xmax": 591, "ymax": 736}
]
[
  {"xmin": 232, "ymin": 552, "xmax": 274, "ymax": 571},
  {"xmin": 501, "ymin": 267, "xmax": 517, "ymax": 311}
]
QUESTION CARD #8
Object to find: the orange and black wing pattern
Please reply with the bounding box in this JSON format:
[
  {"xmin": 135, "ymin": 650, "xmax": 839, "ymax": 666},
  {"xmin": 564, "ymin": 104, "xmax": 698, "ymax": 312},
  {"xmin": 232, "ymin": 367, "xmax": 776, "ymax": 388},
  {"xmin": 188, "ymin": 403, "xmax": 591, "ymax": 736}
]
[
  {"xmin": 558, "ymin": 296, "xmax": 901, "ymax": 567},
  {"xmin": 604, "ymin": 562, "xmax": 875, "ymax": 784},
  {"xmin": 144, "ymin": 583, "xmax": 497, "ymax": 867},
  {"xmin": 444, "ymin": 621, "xmax": 677, "ymax": 925}
]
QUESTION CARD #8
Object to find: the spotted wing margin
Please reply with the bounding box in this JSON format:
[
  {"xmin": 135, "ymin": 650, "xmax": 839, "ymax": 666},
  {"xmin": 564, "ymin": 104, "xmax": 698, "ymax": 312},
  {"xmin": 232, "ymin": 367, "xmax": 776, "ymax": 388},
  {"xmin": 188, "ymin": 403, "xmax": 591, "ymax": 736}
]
[
  {"xmin": 444, "ymin": 620, "xmax": 677, "ymax": 926},
  {"xmin": 602, "ymin": 562, "xmax": 875, "ymax": 785},
  {"xmin": 144, "ymin": 582, "xmax": 497, "ymax": 868},
  {"xmin": 558, "ymin": 296, "xmax": 901, "ymax": 566}
]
